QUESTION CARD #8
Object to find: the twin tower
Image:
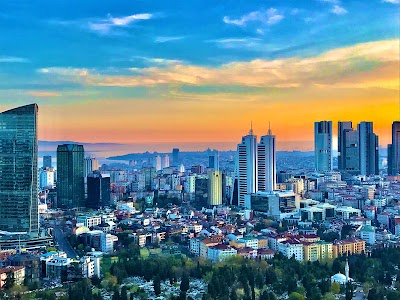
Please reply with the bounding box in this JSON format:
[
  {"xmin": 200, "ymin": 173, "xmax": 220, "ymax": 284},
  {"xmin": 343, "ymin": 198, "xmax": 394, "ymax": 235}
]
[{"xmin": 236, "ymin": 126, "xmax": 276, "ymax": 207}]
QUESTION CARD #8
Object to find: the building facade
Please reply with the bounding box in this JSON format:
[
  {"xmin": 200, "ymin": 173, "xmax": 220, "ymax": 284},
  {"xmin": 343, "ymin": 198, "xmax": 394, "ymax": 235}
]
[
  {"xmin": 258, "ymin": 127, "xmax": 276, "ymax": 192},
  {"xmin": 314, "ymin": 121, "xmax": 332, "ymax": 172},
  {"xmin": 0, "ymin": 104, "xmax": 39, "ymax": 237},
  {"xmin": 56, "ymin": 144, "xmax": 85, "ymax": 209}
]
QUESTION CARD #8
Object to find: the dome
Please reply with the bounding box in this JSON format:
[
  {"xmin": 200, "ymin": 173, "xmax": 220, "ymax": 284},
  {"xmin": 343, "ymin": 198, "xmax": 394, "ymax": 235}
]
[{"xmin": 331, "ymin": 273, "xmax": 347, "ymax": 285}]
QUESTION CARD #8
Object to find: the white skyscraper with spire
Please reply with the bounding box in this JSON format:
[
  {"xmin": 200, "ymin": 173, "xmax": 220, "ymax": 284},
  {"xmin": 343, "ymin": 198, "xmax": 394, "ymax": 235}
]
[
  {"xmin": 258, "ymin": 124, "xmax": 276, "ymax": 192},
  {"xmin": 236, "ymin": 124, "xmax": 258, "ymax": 207}
]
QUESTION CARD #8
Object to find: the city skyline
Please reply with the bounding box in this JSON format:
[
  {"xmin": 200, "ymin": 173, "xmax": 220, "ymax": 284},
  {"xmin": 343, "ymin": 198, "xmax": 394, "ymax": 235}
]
[{"xmin": 0, "ymin": 0, "xmax": 398, "ymax": 151}]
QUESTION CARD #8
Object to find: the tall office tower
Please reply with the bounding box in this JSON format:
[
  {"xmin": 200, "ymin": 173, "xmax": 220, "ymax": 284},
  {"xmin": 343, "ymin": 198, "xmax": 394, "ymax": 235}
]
[
  {"xmin": 43, "ymin": 155, "xmax": 52, "ymax": 169},
  {"xmin": 172, "ymin": 148, "xmax": 180, "ymax": 165},
  {"xmin": 314, "ymin": 121, "xmax": 333, "ymax": 172},
  {"xmin": 155, "ymin": 155, "xmax": 162, "ymax": 171},
  {"xmin": 84, "ymin": 157, "xmax": 99, "ymax": 178},
  {"xmin": 0, "ymin": 104, "xmax": 39, "ymax": 238},
  {"xmin": 208, "ymin": 170, "xmax": 222, "ymax": 206},
  {"xmin": 338, "ymin": 122, "xmax": 353, "ymax": 170},
  {"xmin": 208, "ymin": 150, "xmax": 220, "ymax": 171},
  {"xmin": 57, "ymin": 144, "xmax": 85, "ymax": 209},
  {"xmin": 388, "ymin": 121, "xmax": 400, "ymax": 175},
  {"xmin": 258, "ymin": 126, "xmax": 276, "ymax": 192},
  {"xmin": 343, "ymin": 129, "xmax": 360, "ymax": 174},
  {"xmin": 86, "ymin": 171, "xmax": 111, "ymax": 209},
  {"xmin": 143, "ymin": 167, "xmax": 156, "ymax": 190},
  {"xmin": 358, "ymin": 122, "xmax": 379, "ymax": 175},
  {"xmin": 236, "ymin": 127, "xmax": 258, "ymax": 207},
  {"xmin": 162, "ymin": 154, "xmax": 170, "ymax": 169}
]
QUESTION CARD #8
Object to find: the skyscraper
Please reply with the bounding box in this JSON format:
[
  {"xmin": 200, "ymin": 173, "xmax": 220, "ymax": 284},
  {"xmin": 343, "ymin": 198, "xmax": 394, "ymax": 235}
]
[
  {"xmin": 236, "ymin": 127, "xmax": 257, "ymax": 207},
  {"xmin": 56, "ymin": 144, "xmax": 85, "ymax": 209},
  {"xmin": 388, "ymin": 121, "xmax": 400, "ymax": 175},
  {"xmin": 43, "ymin": 155, "xmax": 52, "ymax": 169},
  {"xmin": 84, "ymin": 157, "xmax": 99, "ymax": 178},
  {"xmin": 0, "ymin": 104, "xmax": 39, "ymax": 237},
  {"xmin": 172, "ymin": 148, "xmax": 180, "ymax": 165},
  {"xmin": 358, "ymin": 122, "xmax": 379, "ymax": 175},
  {"xmin": 338, "ymin": 122, "xmax": 352, "ymax": 171},
  {"xmin": 208, "ymin": 150, "xmax": 220, "ymax": 171},
  {"xmin": 258, "ymin": 126, "xmax": 276, "ymax": 192},
  {"xmin": 86, "ymin": 171, "xmax": 111, "ymax": 209},
  {"xmin": 162, "ymin": 154, "xmax": 170, "ymax": 169},
  {"xmin": 343, "ymin": 129, "xmax": 360, "ymax": 174},
  {"xmin": 208, "ymin": 170, "xmax": 222, "ymax": 206},
  {"xmin": 155, "ymin": 155, "xmax": 162, "ymax": 171},
  {"xmin": 314, "ymin": 121, "xmax": 332, "ymax": 172}
]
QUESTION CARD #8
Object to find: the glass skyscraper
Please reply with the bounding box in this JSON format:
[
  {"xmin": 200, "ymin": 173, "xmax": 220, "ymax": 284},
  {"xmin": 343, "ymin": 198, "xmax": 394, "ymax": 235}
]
[
  {"xmin": 56, "ymin": 144, "xmax": 85, "ymax": 209},
  {"xmin": 0, "ymin": 104, "xmax": 39, "ymax": 237}
]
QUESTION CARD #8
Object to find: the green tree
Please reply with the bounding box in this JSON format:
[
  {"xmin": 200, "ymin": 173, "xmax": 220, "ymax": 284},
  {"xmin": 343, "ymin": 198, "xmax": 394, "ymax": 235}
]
[
  {"xmin": 329, "ymin": 282, "xmax": 340, "ymax": 294},
  {"xmin": 120, "ymin": 286, "xmax": 128, "ymax": 300},
  {"xmin": 154, "ymin": 276, "xmax": 161, "ymax": 296},
  {"xmin": 180, "ymin": 272, "xmax": 190, "ymax": 293},
  {"xmin": 288, "ymin": 292, "xmax": 305, "ymax": 300}
]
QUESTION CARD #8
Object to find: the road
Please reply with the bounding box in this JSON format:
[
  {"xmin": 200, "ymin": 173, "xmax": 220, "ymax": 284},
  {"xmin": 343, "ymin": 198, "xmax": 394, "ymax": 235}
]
[
  {"xmin": 353, "ymin": 287, "xmax": 365, "ymax": 300},
  {"xmin": 53, "ymin": 221, "xmax": 78, "ymax": 258}
]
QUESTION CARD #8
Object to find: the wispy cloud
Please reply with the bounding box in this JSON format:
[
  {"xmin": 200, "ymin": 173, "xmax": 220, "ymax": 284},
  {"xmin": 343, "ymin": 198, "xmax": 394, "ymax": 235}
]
[
  {"xmin": 223, "ymin": 8, "xmax": 284, "ymax": 27},
  {"xmin": 382, "ymin": 0, "xmax": 399, "ymax": 3},
  {"xmin": 154, "ymin": 36, "xmax": 184, "ymax": 43},
  {"xmin": 88, "ymin": 13, "xmax": 152, "ymax": 34},
  {"xmin": 319, "ymin": 0, "xmax": 348, "ymax": 15},
  {"xmin": 208, "ymin": 38, "xmax": 264, "ymax": 50},
  {"xmin": 331, "ymin": 5, "xmax": 348, "ymax": 15},
  {"xmin": 37, "ymin": 39, "xmax": 399, "ymax": 90},
  {"xmin": 0, "ymin": 56, "xmax": 29, "ymax": 63},
  {"xmin": 131, "ymin": 56, "xmax": 184, "ymax": 66},
  {"xmin": 26, "ymin": 91, "xmax": 61, "ymax": 97}
]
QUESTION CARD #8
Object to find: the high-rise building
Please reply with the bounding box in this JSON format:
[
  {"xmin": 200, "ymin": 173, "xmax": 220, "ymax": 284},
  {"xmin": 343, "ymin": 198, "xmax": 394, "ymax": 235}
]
[
  {"xmin": 358, "ymin": 122, "xmax": 379, "ymax": 175},
  {"xmin": 56, "ymin": 144, "xmax": 85, "ymax": 209},
  {"xmin": 338, "ymin": 122, "xmax": 352, "ymax": 171},
  {"xmin": 314, "ymin": 121, "xmax": 332, "ymax": 172},
  {"xmin": 388, "ymin": 121, "xmax": 400, "ymax": 175},
  {"xmin": 39, "ymin": 168, "xmax": 55, "ymax": 189},
  {"xmin": 84, "ymin": 157, "xmax": 99, "ymax": 178},
  {"xmin": 343, "ymin": 129, "xmax": 360, "ymax": 174},
  {"xmin": 43, "ymin": 155, "xmax": 52, "ymax": 169},
  {"xmin": 208, "ymin": 170, "xmax": 222, "ymax": 206},
  {"xmin": 0, "ymin": 104, "xmax": 39, "ymax": 237},
  {"xmin": 236, "ymin": 127, "xmax": 258, "ymax": 207},
  {"xmin": 86, "ymin": 171, "xmax": 111, "ymax": 209},
  {"xmin": 172, "ymin": 148, "xmax": 180, "ymax": 165},
  {"xmin": 208, "ymin": 150, "xmax": 220, "ymax": 171},
  {"xmin": 162, "ymin": 154, "xmax": 170, "ymax": 169},
  {"xmin": 155, "ymin": 155, "xmax": 162, "ymax": 171},
  {"xmin": 258, "ymin": 126, "xmax": 276, "ymax": 192}
]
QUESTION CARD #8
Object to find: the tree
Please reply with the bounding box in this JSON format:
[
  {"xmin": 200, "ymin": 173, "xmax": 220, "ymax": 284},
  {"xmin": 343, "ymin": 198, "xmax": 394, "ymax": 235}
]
[
  {"xmin": 367, "ymin": 288, "xmax": 384, "ymax": 300},
  {"xmin": 112, "ymin": 288, "xmax": 121, "ymax": 300},
  {"xmin": 3, "ymin": 271, "xmax": 15, "ymax": 290},
  {"xmin": 180, "ymin": 272, "xmax": 190, "ymax": 293},
  {"xmin": 121, "ymin": 286, "xmax": 128, "ymax": 300},
  {"xmin": 288, "ymin": 292, "xmax": 305, "ymax": 300},
  {"xmin": 154, "ymin": 276, "xmax": 161, "ymax": 296},
  {"xmin": 329, "ymin": 282, "xmax": 340, "ymax": 294},
  {"xmin": 345, "ymin": 282, "xmax": 354, "ymax": 300}
]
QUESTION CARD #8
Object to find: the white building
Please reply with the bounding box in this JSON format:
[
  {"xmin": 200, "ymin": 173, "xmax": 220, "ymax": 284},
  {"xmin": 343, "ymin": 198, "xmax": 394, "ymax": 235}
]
[
  {"xmin": 184, "ymin": 175, "xmax": 196, "ymax": 193},
  {"xmin": 238, "ymin": 237, "xmax": 259, "ymax": 250},
  {"xmin": 207, "ymin": 244, "xmax": 237, "ymax": 263},
  {"xmin": 257, "ymin": 127, "xmax": 276, "ymax": 192},
  {"xmin": 162, "ymin": 155, "xmax": 170, "ymax": 169},
  {"xmin": 278, "ymin": 239, "xmax": 304, "ymax": 261},
  {"xmin": 100, "ymin": 233, "xmax": 118, "ymax": 253},
  {"xmin": 77, "ymin": 216, "xmax": 102, "ymax": 228},
  {"xmin": 155, "ymin": 155, "xmax": 162, "ymax": 171},
  {"xmin": 359, "ymin": 225, "xmax": 376, "ymax": 245},
  {"xmin": 236, "ymin": 128, "xmax": 258, "ymax": 207}
]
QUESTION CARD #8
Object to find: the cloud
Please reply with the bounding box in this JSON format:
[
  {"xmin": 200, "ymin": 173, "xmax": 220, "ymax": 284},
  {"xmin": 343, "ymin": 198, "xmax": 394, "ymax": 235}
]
[
  {"xmin": 155, "ymin": 36, "xmax": 184, "ymax": 43},
  {"xmin": 208, "ymin": 38, "xmax": 264, "ymax": 49},
  {"xmin": 131, "ymin": 56, "xmax": 184, "ymax": 66},
  {"xmin": 0, "ymin": 56, "xmax": 29, "ymax": 63},
  {"xmin": 26, "ymin": 91, "xmax": 61, "ymax": 97},
  {"xmin": 88, "ymin": 13, "xmax": 152, "ymax": 34},
  {"xmin": 38, "ymin": 39, "xmax": 399, "ymax": 90},
  {"xmin": 382, "ymin": 0, "xmax": 399, "ymax": 3},
  {"xmin": 223, "ymin": 8, "xmax": 284, "ymax": 27},
  {"xmin": 331, "ymin": 5, "xmax": 348, "ymax": 15}
]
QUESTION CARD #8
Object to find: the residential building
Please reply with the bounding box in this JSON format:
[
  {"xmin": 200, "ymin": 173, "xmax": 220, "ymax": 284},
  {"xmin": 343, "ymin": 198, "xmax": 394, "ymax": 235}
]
[
  {"xmin": 207, "ymin": 244, "xmax": 237, "ymax": 263},
  {"xmin": 208, "ymin": 170, "xmax": 223, "ymax": 206},
  {"xmin": 332, "ymin": 238, "xmax": 366, "ymax": 257}
]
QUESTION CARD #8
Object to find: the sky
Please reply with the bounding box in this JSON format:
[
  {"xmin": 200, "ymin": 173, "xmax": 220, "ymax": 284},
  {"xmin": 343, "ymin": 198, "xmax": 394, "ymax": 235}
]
[{"xmin": 0, "ymin": 0, "xmax": 399, "ymax": 151}]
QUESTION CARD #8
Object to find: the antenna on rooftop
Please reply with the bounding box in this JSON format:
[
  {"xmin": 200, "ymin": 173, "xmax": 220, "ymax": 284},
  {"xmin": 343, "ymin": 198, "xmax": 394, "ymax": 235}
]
[
  {"xmin": 249, "ymin": 121, "xmax": 254, "ymax": 135},
  {"xmin": 268, "ymin": 121, "xmax": 272, "ymax": 135}
]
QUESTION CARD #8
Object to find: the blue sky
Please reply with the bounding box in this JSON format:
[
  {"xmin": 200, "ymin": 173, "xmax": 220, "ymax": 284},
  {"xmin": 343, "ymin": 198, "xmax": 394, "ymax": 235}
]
[{"xmin": 0, "ymin": 0, "xmax": 399, "ymax": 150}]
